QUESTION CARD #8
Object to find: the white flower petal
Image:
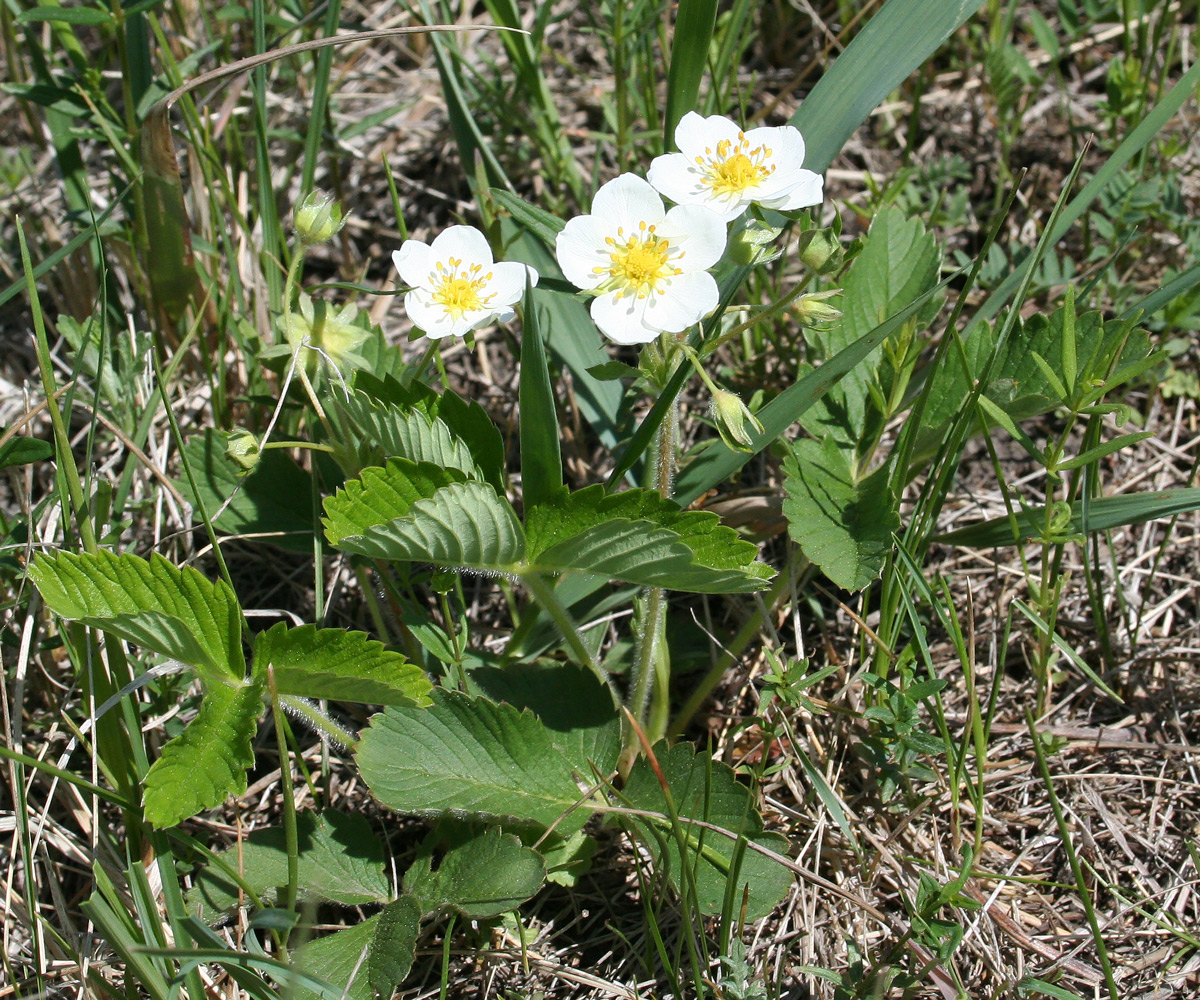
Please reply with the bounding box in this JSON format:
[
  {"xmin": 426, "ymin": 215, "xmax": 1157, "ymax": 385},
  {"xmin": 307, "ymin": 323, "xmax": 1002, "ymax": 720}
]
[
  {"xmin": 590, "ymin": 173, "xmax": 664, "ymax": 231},
  {"xmin": 393, "ymin": 241, "xmax": 432, "ymax": 288},
  {"xmin": 590, "ymin": 291, "xmax": 658, "ymax": 345},
  {"xmin": 647, "ymin": 152, "xmax": 706, "ymax": 208},
  {"xmin": 404, "ymin": 289, "xmax": 456, "ymax": 340},
  {"xmin": 429, "ymin": 225, "xmax": 494, "ymax": 267},
  {"xmin": 556, "ymin": 215, "xmax": 613, "ymax": 289},
  {"xmin": 487, "ymin": 260, "xmax": 532, "ymax": 307},
  {"xmin": 675, "ymin": 112, "xmax": 741, "ymax": 154},
  {"xmin": 761, "ymin": 170, "xmax": 824, "ymax": 211},
  {"xmin": 642, "ymin": 271, "xmax": 718, "ymax": 332},
  {"xmin": 746, "ymin": 125, "xmax": 806, "ymax": 172},
  {"xmin": 658, "ymin": 205, "xmax": 728, "ymax": 271}
]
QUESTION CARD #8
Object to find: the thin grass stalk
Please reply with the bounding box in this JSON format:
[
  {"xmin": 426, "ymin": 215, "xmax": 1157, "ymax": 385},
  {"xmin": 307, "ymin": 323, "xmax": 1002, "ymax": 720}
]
[
  {"xmin": 1025, "ymin": 709, "xmax": 1121, "ymax": 999},
  {"xmin": 300, "ymin": 0, "xmax": 343, "ymax": 195}
]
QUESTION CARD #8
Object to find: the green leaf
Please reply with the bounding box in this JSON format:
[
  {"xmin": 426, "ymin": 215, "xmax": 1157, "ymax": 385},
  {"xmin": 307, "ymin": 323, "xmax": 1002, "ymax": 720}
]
[
  {"xmin": 404, "ymin": 824, "xmax": 546, "ymax": 919},
  {"xmin": 291, "ymin": 915, "xmax": 377, "ymax": 1000},
  {"xmin": 489, "ymin": 188, "xmax": 565, "ymax": 250},
  {"xmin": 621, "ymin": 742, "xmax": 793, "ymax": 920},
  {"xmin": 186, "ymin": 810, "xmax": 391, "ymax": 920},
  {"xmin": 519, "ymin": 278, "xmax": 563, "ymax": 509},
  {"xmin": 503, "ymin": 224, "xmax": 627, "ymax": 456},
  {"xmin": 16, "ymin": 5, "xmax": 113, "ymax": 24},
  {"xmin": 525, "ymin": 485, "xmax": 772, "ymax": 594},
  {"xmin": 29, "ymin": 550, "xmax": 245, "ymax": 679},
  {"xmin": 143, "ymin": 680, "xmax": 262, "ymax": 827},
  {"xmin": 467, "ymin": 661, "xmax": 621, "ymax": 775},
  {"xmin": 782, "ymin": 438, "xmax": 899, "ymax": 591},
  {"xmin": 663, "ymin": 0, "xmax": 720, "ymax": 147},
  {"xmin": 368, "ymin": 897, "xmax": 420, "ymax": 998},
  {"xmin": 935, "ymin": 488, "xmax": 1200, "ymax": 547},
  {"xmin": 0, "ymin": 435, "xmax": 53, "ymax": 469},
  {"xmin": 181, "ymin": 429, "xmax": 315, "ymax": 552},
  {"xmin": 675, "ymin": 270, "xmax": 956, "ymax": 505},
  {"xmin": 791, "ymin": 0, "xmax": 982, "ymax": 174},
  {"xmin": 804, "ymin": 206, "xmax": 941, "ymax": 447},
  {"xmin": 321, "ymin": 458, "xmax": 465, "ymax": 540},
  {"xmin": 325, "ymin": 475, "xmax": 526, "ymax": 571},
  {"xmin": 252, "ymin": 622, "xmax": 431, "ymax": 707},
  {"xmin": 356, "ymin": 690, "xmax": 604, "ymax": 836},
  {"xmin": 332, "ymin": 391, "xmax": 482, "ymax": 482}
]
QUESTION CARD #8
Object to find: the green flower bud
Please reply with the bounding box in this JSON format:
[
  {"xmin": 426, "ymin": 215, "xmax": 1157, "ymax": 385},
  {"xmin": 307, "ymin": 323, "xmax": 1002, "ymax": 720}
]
[
  {"xmin": 793, "ymin": 289, "xmax": 843, "ymax": 326},
  {"xmin": 293, "ymin": 191, "xmax": 346, "ymax": 246},
  {"xmin": 711, "ymin": 389, "xmax": 764, "ymax": 453},
  {"xmin": 225, "ymin": 430, "xmax": 261, "ymax": 473},
  {"xmin": 729, "ymin": 219, "xmax": 784, "ymax": 267},
  {"xmin": 795, "ymin": 227, "xmax": 844, "ymax": 275}
]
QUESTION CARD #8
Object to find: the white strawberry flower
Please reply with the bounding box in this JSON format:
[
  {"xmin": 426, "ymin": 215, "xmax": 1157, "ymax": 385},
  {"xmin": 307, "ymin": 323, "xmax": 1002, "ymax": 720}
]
[
  {"xmin": 392, "ymin": 225, "xmax": 537, "ymax": 340},
  {"xmin": 555, "ymin": 173, "xmax": 726, "ymax": 346},
  {"xmin": 647, "ymin": 112, "xmax": 823, "ymax": 223}
]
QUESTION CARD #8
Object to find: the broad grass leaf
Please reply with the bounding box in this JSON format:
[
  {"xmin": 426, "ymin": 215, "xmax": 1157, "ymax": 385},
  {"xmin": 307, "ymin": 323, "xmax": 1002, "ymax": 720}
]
[
  {"xmin": 182, "ymin": 429, "xmax": 315, "ymax": 553},
  {"xmin": 325, "ymin": 478, "xmax": 525, "ymax": 571},
  {"xmin": 525, "ymin": 485, "xmax": 772, "ymax": 594},
  {"xmin": 0, "ymin": 436, "xmax": 53, "ymax": 469},
  {"xmin": 489, "ymin": 188, "xmax": 565, "ymax": 250},
  {"xmin": 187, "ymin": 810, "xmax": 391, "ymax": 920},
  {"xmin": 252, "ymin": 622, "xmax": 431, "ymax": 707},
  {"xmin": 30, "ymin": 550, "xmax": 245, "ymax": 679},
  {"xmin": 143, "ymin": 679, "xmax": 261, "ymax": 827},
  {"xmin": 332, "ymin": 392, "xmax": 482, "ymax": 482},
  {"xmin": 804, "ymin": 206, "xmax": 942, "ymax": 448},
  {"xmin": 782, "ymin": 438, "xmax": 900, "ymax": 591},
  {"xmin": 935, "ymin": 488, "xmax": 1200, "ymax": 547},
  {"xmin": 356, "ymin": 690, "xmax": 601, "ymax": 836},
  {"xmin": 675, "ymin": 273, "xmax": 954, "ymax": 506},
  {"xmin": 791, "ymin": 0, "xmax": 983, "ymax": 174},
  {"xmin": 404, "ymin": 825, "xmax": 546, "ymax": 919},
  {"xmin": 621, "ymin": 742, "xmax": 793, "ymax": 920},
  {"xmin": 519, "ymin": 278, "xmax": 563, "ymax": 509},
  {"xmin": 503, "ymin": 224, "xmax": 626, "ymax": 455}
]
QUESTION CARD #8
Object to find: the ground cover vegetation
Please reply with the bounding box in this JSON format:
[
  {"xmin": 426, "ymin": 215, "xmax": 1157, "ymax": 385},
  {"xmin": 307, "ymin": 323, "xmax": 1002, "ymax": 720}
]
[{"xmin": 2, "ymin": 0, "xmax": 1199, "ymax": 996}]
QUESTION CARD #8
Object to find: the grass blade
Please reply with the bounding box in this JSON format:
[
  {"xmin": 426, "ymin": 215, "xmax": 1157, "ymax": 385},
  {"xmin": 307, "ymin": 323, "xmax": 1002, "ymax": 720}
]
[
  {"xmin": 664, "ymin": 0, "xmax": 719, "ymax": 149},
  {"xmin": 518, "ymin": 277, "xmax": 562, "ymax": 509}
]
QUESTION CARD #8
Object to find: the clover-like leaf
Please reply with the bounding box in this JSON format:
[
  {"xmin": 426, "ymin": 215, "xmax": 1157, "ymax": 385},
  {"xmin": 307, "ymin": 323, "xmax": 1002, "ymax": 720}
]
[
  {"xmin": 252, "ymin": 622, "xmax": 431, "ymax": 707},
  {"xmin": 356, "ymin": 690, "xmax": 608, "ymax": 836},
  {"xmin": 621, "ymin": 741, "xmax": 793, "ymax": 921},
  {"xmin": 30, "ymin": 550, "xmax": 245, "ymax": 679},
  {"xmin": 143, "ymin": 679, "xmax": 262, "ymax": 827},
  {"xmin": 782, "ymin": 437, "xmax": 899, "ymax": 591}
]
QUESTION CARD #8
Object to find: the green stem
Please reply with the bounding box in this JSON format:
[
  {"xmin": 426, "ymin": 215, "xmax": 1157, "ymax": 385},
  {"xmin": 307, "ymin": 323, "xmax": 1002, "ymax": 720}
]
[
  {"xmin": 267, "ymin": 668, "xmax": 299, "ymax": 955},
  {"xmin": 278, "ymin": 694, "xmax": 357, "ymax": 749},
  {"xmin": 521, "ymin": 572, "xmax": 616, "ymax": 704}
]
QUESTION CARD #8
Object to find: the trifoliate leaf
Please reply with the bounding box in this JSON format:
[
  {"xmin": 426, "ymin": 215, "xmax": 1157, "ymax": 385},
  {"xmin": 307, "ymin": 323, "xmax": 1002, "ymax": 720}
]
[
  {"xmin": 187, "ymin": 810, "xmax": 391, "ymax": 920},
  {"xmin": 143, "ymin": 679, "xmax": 262, "ymax": 827},
  {"xmin": 782, "ymin": 437, "xmax": 899, "ymax": 591},
  {"xmin": 30, "ymin": 550, "xmax": 245, "ymax": 679},
  {"xmin": 252, "ymin": 622, "xmax": 431, "ymax": 707},
  {"xmin": 321, "ymin": 458, "xmax": 467, "ymax": 542},
  {"xmin": 621, "ymin": 741, "xmax": 793, "ymax": 920}
]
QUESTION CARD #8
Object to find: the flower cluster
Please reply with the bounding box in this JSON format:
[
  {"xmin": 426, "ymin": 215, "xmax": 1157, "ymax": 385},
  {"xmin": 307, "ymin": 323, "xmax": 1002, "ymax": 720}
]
[
  {"xmin": 557, "ymin": 112, "xmax": 822, "ymax": 344},
  {"xmin": 391, "ymin": 113, "xmax": 821, "ymax": 347}
]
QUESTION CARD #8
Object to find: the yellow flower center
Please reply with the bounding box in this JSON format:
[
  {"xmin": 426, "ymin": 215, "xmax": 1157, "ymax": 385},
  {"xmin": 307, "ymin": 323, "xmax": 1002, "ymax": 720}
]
[
  {"xmin": 430, "ymin": 258, "xmax": 494, "ymax": 318},
  {"xmin": 594, "ymin": 222, "xmax": 683, "ymax": 299},
  {"xmin": 697, "ymin": 134, "xmax": 774, "ymax": 197}
]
